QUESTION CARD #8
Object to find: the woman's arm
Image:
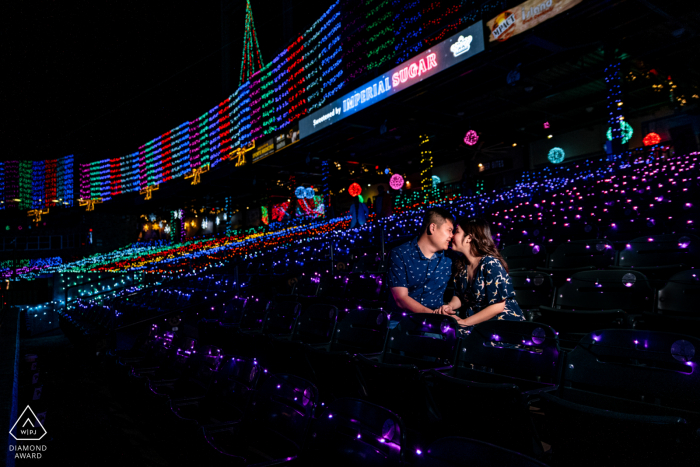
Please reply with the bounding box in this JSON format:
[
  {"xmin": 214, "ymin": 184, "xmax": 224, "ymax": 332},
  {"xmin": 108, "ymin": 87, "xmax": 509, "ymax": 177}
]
[{"xmin": 456, "ymin": 300, "xmax": 506, "ymax": 326}]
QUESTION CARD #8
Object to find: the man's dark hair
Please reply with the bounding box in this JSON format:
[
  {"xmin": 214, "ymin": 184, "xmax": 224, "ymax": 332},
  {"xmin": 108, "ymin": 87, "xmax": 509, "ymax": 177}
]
[{"xmin": 419, "ymin": 207, "xmax": 454, "ymax": 235}]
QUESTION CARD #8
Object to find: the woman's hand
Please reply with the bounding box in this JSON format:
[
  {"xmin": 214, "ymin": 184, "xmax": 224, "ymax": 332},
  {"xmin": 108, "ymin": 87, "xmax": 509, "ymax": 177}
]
[{"xmin": 434, "ymin": 305, "xmax": 456, "ymax": 316}]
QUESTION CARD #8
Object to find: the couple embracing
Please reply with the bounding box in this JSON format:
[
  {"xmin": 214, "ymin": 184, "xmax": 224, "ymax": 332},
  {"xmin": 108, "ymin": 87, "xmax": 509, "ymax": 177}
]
[{"xmin": 388, "ymin": 208, "xmax": 524, "ymax": 329}]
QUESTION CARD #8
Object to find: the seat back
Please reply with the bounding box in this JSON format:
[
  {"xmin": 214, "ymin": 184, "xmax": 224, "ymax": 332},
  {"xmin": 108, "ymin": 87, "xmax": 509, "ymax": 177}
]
[
  {"xmin": 619, "ymin": 234, "xmax": 700, "ymax": 268},
  {"xmin": 293, "ymin": 271, "xmax": 323, "ymax": 297},
  {"xmin": 458, "ymin": 321, "xmax": 561, "ymax": 384},
  {"xmin": 554, "ymin": 269, "xmax": 653, "ymax": 312},
  {"xmin": 546, "ymin": 240, "xmax": 616, "ymax": 269},
  {"xmin": 246, "ymin": 374, "xmax": 318, "ymax": 454},
  {"xmin": 263, "ymin": 301, "xmax": 302, "ymax": 335},
  {"xmin": 215, "ymin": 356, "xmax": 262, "ymax": 412},
  {"xmin": 291, "ymin": 304, "xmax": 338, "ymax": 344},
  {"xmin": 383, "ymin": 314, "xmax": 459, "ymax": 368},
  {"xmin": 186, "ymin": 345, "xmax": 224, "ymax": 383},
  {"xmin": 563, "ymin": 329, "xmax": 700, "ymax": 411},
  {"xmin": 331, "ymin": 309, "xmax": 389, "ymax": 354},
  {"xmin": 306, "ymin": 398, "xmax": 405, "ymax": 466},
  {"xmin": 657, "ymin": 270, "xmax": 700, "ymax": 317},
  {"xmin": 508, "ymin": 271, "xmax": 554, "ymax": 310},
  {"xmin": 219, "ymin": 297, "xmax": 247, "ymax": 325},
  {"xmin": 318, "ymin": 274, "xmax": 349, "ymax": 298},
  {"xmin": 239, "ymin": 298, "xmax": 269, "ymax": 331},
  {"xmin": 501, "ymin": 243, "xmax": 547, "ymax": 270},
  {"xmin": 345, "ymin": 273, "xmax": 386, "ymax": 303},
  {"xmin": 422, "ymin": 436, "xmax": 548, "ymax": 467}
]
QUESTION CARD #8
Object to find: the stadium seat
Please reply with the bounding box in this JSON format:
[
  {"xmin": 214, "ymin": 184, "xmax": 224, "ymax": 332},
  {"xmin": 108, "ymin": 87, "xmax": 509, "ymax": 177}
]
[
  {"xmin": 446, "ymin": 320, "xmax": 561, "ymax": 392},
  {"xmin": 612, "ymin": 233, "xmax": 700, "ymax": 283},
  {"xmin": 303, "ymin": 398, "xmax": 406, "ymax": 466},
  {"xmin": 419, "ymin": 437, "xmax": 549, "ymax": 467},
  {"xmin": 536, "ymin": 329, "xmax": 700, "ymax": 464},
  {"xmin": 169, "ymin": 356, "xmax": 262, "ymax": 431},
  {"xmin": 538, "ymin": 269, "xmax": 652, "ymax": 348},
  {"xmin": 354, "ymin": 314, "xmax": 459, "ymax": 428},
  {"xmin": 509, "ymin": 271, "xmax": 554, "ymax": 321},
  {"xmin": 304, "ymin": 308, "xmax": 389, "ymax": 401},
  {"xmin": 201, "ymin": 374, "xmax": 318, "ymax": 464},
  {"xmin": 501, "ymin": 243, "xmax": 548, "ymax": 271},
  {"xmin": 268, "ymin": 303, "xmax": 338, "ymax": 376},
  {"xmin": 640, "ymin": 269, "xmax": 700, "ymax": 336},
  {"xmin": 147, "ymin": 345, "xmax": 223, "ymax": 404},
  {"xmin": 422, "ymin": 371, "xmax": 543, "ymax": 458},
  {"xmin": 537, "ymin": 239, "xmax": 616, "ymax": 286}
]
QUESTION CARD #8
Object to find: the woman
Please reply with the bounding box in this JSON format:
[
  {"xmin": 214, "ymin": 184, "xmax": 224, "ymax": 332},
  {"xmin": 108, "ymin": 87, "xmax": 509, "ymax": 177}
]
[{"xmin": 439, "ymin": 217, "xmax": 524, "ymax": 327}]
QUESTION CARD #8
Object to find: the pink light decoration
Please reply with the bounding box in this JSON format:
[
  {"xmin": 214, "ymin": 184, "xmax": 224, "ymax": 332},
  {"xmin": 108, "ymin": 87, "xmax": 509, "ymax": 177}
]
[
  {"xmin": 389, "ymin": 174, "xmax": 404, "ymax": 190},
  {"xmin": 544, "ymin": 122, "xmax": 550, "ymax": 129},
  {"xmin": 464, "ymin": 130, "xmax": 479, "ymax": 146}
]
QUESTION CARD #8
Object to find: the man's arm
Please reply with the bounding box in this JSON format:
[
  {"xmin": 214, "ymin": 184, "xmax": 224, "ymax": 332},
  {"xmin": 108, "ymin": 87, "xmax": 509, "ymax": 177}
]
[{"xmin": 391, "ymin": 287, "xmax": 445, "ymax": 314}]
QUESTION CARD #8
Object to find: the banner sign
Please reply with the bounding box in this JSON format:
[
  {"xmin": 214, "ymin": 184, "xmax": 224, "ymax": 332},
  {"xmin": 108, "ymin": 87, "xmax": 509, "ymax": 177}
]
[
  {"xmin": 487, "ymin": 0, "xmax": 582, "ymax": 42},
  {"xmin": 299, "ymin": 21, "xmax": 485, "ymax": 138},
  {"xmin": 252, "ymin": 122, "xmax": 300, "ymax": 163}
]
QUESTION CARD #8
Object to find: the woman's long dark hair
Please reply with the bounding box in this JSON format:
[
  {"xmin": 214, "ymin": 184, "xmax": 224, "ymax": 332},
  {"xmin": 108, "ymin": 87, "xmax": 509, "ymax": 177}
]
[{"xmin": 453, "ymin": 217, "xmax": 508, "ymax": 274}]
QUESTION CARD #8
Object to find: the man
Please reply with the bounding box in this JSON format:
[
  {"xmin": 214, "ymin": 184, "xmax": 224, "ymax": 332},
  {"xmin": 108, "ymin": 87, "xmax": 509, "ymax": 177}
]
[{"xmin": 388, "ymin": 207, "xmax": 456, "ymax": 315}]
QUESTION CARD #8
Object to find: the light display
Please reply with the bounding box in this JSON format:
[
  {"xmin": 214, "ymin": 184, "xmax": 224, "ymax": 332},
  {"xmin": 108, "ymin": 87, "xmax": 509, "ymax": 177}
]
[
  {"xmin": 295, "ymin": 186, "xmax": 307, "ymax": 198},
  {"xmin": 17, "ymin": 3, "xmax": 491, "ymax": 210},
  {"xmin": 348, "ymin": 183, "xmax": 362, "ymax": 197},
  {"xmin": 548, "ymin": 147, "xmax": 566, "ymax": 164},
  {"xmin": 432, "ymin": 175, "xmax": 441, "ymax": 188},
  {"xmin": 606, "ymin": 120, "xmax": 633, "ymax": 145},
  {"xmin": 140, "ymin": 184, "xmax": 159, "ymax": 200},
  {"xmin": 389, "ymin": 174, "xmax": 404, "ymax": 190},
  {"xmin": 4, "ymin": 150, "xmax": 698, "ymax": 283},
  {"xmin": 643, "ymin": 132, "xmax": 661, "ymax": 146},
  {"xmin": 239, "ymin": 0, "xmax": 264, "ymax": 87},
  {"xmin": 419, "ymin": 134, "xmax": 437, "ymax": 201},
  {"xmin": 296, "ymin": 195, "xmax": 325, "ymax": 218},
  {"xmin": 464, "ymin": 130, "xmax": 479, "ymax": 146}
]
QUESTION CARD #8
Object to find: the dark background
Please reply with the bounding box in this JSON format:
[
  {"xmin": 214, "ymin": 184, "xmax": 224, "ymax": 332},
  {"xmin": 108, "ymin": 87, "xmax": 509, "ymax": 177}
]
[{"xmin": 1, "ymin": 0, "xmax": 330, "ymax": 163}]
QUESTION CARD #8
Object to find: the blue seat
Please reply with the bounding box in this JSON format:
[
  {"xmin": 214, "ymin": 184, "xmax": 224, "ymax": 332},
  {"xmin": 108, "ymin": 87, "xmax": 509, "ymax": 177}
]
[
  {"xmin": 202, "ymin": 374, "xmax": 318, "ymax": 465},
  {"xmin": 419, "ymin": 437, "xmax": 549, "ymax": 467},
  {"xmin": 304, "ymin": 398, "xmax": 406, "ymax": 466}
]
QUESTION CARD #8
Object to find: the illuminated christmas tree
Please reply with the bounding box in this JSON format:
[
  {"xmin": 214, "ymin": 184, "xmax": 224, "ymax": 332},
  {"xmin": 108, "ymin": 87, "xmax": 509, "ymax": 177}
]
[{"xmin": 239, "ymin": 0, "xmax": 264, "ymax": 86}]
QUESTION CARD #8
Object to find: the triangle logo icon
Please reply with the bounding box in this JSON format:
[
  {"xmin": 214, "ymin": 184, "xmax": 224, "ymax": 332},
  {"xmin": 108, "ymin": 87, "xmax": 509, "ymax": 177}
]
[{"xmin": 9, "ymin": 406, "xmax": 47, "ymax": 441}]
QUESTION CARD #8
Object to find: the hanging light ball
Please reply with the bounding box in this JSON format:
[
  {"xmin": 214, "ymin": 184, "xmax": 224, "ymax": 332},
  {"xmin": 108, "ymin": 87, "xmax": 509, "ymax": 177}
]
[
  {"xmin": 606, "ymin": 120, "xmax": 634, "ymax": 144},
  {"xmin": 348, "ymin": 183, "xmax": 362, "ymax": 197},
  {"xmin": 464, "ymin": 130, "xmax": 479, "ymax": 146},
  {"xmin": 304, "ymin": 187, "xmax": 315, "ymax": 199},
  {"xmin": 643, "ymin": 132, "xmax": 661, "ymax": 146},
  {"xmin": 295, "ymin": 186, "xmax": 306, "ymax": 198},
  {"xmin": 389, "ymin": 174, "xmax": 404, "ymax": 190},
  {"xmin": 548, "ymin": 147, "xmax": 565, "ymax": 164}
]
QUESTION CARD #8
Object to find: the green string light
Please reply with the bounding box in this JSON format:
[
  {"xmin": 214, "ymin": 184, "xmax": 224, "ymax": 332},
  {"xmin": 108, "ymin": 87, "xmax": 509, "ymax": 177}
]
[{"xmin": 239, "ymin": 0, "xmax": 264, "ymax": 87}]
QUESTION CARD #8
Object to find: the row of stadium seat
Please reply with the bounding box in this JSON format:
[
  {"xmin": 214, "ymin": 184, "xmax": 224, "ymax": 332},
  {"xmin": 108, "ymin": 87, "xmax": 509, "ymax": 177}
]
[{"xmin": 107, "ymin": 312, "xmax": 700, "ymax": 465}]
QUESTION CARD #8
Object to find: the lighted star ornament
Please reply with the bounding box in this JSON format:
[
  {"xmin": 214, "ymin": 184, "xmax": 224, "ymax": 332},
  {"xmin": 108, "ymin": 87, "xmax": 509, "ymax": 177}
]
[
  {"xmin": 140, "ymin": 184, "xmax": 159, "ymax": 200},
  {"xmin": 28, "ymin": 208, "xmax": 49, "ymax": 222},
  {"xmin": 185, "ymin": 164, "xmax": 210, "ymax": 185},
  {"xmin": 79, "ymin": 198, "xmax": 103, "ymax": 211}
]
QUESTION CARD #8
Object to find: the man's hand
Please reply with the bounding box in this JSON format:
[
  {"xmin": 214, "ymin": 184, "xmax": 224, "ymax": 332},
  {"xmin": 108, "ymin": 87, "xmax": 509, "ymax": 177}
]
[{"xmin": 434, "ymin": 305, "xmax": 456, "ymax": 315}]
